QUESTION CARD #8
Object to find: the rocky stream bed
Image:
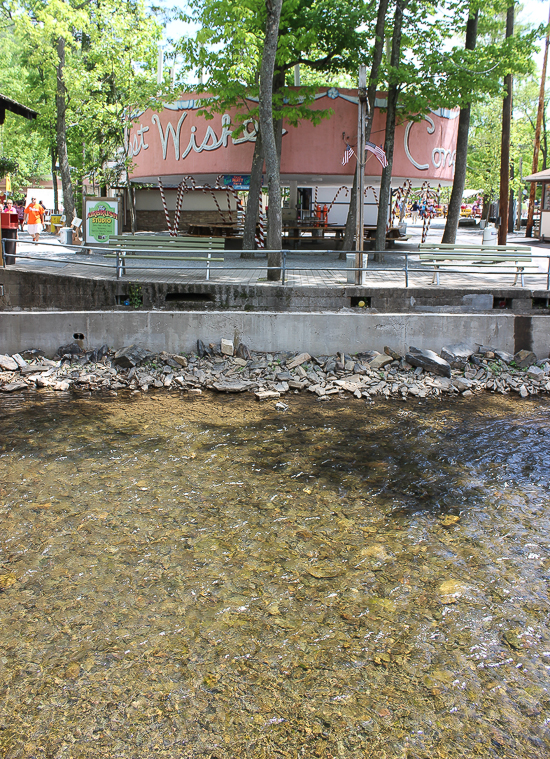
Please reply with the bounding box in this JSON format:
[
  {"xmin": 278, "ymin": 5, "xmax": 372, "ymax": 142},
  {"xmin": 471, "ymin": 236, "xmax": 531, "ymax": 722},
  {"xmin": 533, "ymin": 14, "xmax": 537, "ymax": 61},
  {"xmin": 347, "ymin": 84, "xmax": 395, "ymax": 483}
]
[{"xmin": 0, "ymin": 339, "xmax": 549, "ymax": 403}]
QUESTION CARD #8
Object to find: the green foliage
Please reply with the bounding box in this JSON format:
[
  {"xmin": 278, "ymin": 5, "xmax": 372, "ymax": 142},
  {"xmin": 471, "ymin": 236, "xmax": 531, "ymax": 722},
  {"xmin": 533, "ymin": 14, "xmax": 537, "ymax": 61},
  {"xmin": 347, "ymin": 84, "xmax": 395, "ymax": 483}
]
[{"xmin": 0, "ymin": 156, "xmax": 19, "ymax": 178}]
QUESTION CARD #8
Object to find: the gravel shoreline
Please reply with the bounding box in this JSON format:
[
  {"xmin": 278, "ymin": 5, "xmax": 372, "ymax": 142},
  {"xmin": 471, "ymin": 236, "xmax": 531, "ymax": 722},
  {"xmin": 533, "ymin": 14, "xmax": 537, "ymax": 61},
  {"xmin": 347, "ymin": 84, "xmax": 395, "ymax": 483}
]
[{"xmin": 1, "ymin": 339, "xmax": 549, "ymax": 402}]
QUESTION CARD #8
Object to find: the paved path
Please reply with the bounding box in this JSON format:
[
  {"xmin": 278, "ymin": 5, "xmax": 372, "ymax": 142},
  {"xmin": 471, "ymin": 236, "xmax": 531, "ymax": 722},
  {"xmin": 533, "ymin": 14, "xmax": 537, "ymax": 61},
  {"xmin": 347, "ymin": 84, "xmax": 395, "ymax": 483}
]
[{"xmin": 4, "ymin": 220, "xmax": 550, "ymax": 290}]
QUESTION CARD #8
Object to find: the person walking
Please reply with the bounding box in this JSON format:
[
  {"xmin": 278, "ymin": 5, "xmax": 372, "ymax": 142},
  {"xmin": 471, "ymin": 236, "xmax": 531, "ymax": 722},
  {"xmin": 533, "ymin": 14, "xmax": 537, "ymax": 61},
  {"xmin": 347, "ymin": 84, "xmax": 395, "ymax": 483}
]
[
  {"xmin": 24, "ymin": 197, "xmax": 45, "ymax": 242},
  {"xmin": 411, "ymin": 201, "xmax": 419, "ymax": 224}
]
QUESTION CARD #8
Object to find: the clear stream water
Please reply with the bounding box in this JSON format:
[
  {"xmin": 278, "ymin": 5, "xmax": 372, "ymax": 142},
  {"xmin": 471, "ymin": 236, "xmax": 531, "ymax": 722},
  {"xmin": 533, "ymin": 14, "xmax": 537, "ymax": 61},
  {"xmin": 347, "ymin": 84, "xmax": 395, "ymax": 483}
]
[{"xmin": 1, "ymin": 391, "xmax": 550, "ymax": 759}]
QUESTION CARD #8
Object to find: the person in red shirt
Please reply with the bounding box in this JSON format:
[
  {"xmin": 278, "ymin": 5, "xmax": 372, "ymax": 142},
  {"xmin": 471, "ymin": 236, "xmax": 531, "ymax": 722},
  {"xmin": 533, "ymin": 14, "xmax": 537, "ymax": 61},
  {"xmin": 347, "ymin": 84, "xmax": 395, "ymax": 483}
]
[{"xmin": 24, "ymin": 197, "xmax": 45, "ymax": 242}]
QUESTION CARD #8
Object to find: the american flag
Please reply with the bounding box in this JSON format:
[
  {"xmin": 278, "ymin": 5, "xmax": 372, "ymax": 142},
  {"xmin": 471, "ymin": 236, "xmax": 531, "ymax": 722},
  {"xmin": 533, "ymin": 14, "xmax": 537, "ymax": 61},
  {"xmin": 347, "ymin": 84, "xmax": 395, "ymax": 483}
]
[
  {"xmin": 342, "ymin": 143, "xmax": 354, "ymax": 166},
  {"xmin": 365, "ymin": 140, "xmax": 388, "ymax": 168}
]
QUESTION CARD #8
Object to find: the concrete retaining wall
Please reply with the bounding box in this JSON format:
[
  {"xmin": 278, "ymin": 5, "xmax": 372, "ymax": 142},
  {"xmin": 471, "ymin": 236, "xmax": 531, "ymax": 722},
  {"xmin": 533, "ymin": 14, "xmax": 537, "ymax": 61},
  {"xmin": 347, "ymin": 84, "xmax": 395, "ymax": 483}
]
[{"xmin": 1, "ymin": 310, "xmax": 548, "ymax": 359}]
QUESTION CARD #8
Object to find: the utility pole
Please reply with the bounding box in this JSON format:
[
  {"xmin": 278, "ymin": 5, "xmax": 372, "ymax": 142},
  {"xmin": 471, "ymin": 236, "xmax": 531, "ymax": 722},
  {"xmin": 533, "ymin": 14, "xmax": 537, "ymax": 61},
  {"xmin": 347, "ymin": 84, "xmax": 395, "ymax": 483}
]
[
  {"xmin": 526, "ymin": 4, "xmax": 550, "ymax": 237},
  {"xmin": 516, "ymin": 155, "xmax": 523, "ymax": 231},
  {"xmin": 498, "ymin": 2, "xmax": 514, "ymax": 246},
  {"xmin": 355, "ymin": 64, "xmax": 367, "ymax": 284}
]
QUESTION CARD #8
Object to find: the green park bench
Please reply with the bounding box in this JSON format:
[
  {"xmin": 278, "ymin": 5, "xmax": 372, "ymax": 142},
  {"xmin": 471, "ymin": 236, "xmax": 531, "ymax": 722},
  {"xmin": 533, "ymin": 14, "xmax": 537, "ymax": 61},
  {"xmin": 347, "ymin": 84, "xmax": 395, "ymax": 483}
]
[
  {"xmin": 101, "ymin": 234, "xmax": 225, "ymax": 280},
  {"xmin": 419, "ymin": 243, "xmax": 536, "ymax": 286}
]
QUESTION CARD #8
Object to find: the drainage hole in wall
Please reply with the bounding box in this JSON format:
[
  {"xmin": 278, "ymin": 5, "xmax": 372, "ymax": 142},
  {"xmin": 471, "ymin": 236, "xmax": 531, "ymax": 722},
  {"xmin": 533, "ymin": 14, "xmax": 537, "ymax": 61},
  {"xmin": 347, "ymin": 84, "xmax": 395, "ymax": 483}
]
[
  {"xmin": 350, "ymin": 296, "xmax": 371, "ymax": 308},
  {"xmin": 73, "ymin": 333, "xmax": 85, "ymax": 340},
  {"xmin": 493, "ymin": 297, "xmax": 512, "ymax": 309},
  {"xmin": 165, "ymin": 293, "xmax": 214, "ymax": 302},
  {"xmin": 532, "ymin": 297, "xmax": 550, "ymax": 309}
]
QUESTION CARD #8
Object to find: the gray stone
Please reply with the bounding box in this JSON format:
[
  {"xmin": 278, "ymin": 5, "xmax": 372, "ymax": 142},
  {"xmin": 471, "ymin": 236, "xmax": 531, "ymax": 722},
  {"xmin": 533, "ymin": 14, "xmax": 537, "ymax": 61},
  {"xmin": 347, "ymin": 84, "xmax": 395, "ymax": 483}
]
[
  {"xmin": 56, "ymin": 342, "xmax": 84, "ymax": 358},
  {"xmin": 368, "ymin": 354, "xmax": 393, "ymax": 370},
  {"xmin": 20, "ymin": 364, "xmax": 52, "ymax": 375},
  {"xmin": 514, "ymin": 350, "xmax": 537, "ymax": 368},
  {"xmin": 114, "ymin": 345, "xmax": 150, "ymax": 368},
  {"xmin": 526, "ymin": 365, "xmax": 545, "ymax": 380},
  {"xmin": 0, "ymin": 354, "xmax": 19, "ymax": 371},
  {"xmin": 495, "ymin": 350, "xmax": 514, "ymax": 364},
  {"xmin": 405, "ymin": 347, "xmax": 451, "ymax": 378},
  {"xmin": 452, "ymin": 377, "xmax": 473, "ymax": 392},
  {"xmin": 221, "ymin": 338, "xmax": 234, "ymax": 356},
  {"xmin": 197, "ymin": 340, "xmax": 211, "ymax": 358},
  {"xmin": 440, "ymin": 343, "xmax": 474, "ymax": 368},
  {"xmin": 286, "ymin": 352, "xmax": 311, "ymax": 370},
  {"xmin": 255, "ymin": 390, "xmax": 280, "ymax": 401},
  {"xmin": 384, "ymin": 346, "xmax": 401, "ymax": 360},
  {"xmin": 519, "ymin": 385, "xmax": 529, "ymax": 398},
  {"xmin": 0, "ymin": 381, "xmax": 27, "ymax": 392},
  {"xmin": 233, "ymin": 357, "xmax": 248, "ymax": 367},
  {"xmin": 172, "ymin": 354, "xmax": 188, "ymax": 367},
  {"xmin": 212, "ymin": 381, "xmax": 250, "ymax": 393},
  {"xmin": 11, "ymin": 354, "xmax": 27, "ymax": 369},
  {"xmin": 276, "ymin": 372, "xmax": 292, "ymax": 381},
  {"xmin": 235, "ymin": 343, "xmax": 252, "ymax": 361}
]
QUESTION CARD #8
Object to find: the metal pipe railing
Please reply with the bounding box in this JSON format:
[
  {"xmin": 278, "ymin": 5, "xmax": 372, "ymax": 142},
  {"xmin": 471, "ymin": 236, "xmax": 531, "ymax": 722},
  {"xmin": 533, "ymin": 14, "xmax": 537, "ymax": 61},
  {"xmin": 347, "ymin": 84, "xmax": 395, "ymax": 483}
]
[{"xmin": 3, "ymin": 239, "xmax": 549, "ymax": 289}]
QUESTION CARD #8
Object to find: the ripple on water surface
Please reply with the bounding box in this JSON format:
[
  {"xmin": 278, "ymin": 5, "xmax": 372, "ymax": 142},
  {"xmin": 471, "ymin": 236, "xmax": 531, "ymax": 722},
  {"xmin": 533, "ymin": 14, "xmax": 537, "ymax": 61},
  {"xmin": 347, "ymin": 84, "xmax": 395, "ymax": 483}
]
[{"xmin": 1, "ymin": 392, "xmax": 550, "ymax": 758}]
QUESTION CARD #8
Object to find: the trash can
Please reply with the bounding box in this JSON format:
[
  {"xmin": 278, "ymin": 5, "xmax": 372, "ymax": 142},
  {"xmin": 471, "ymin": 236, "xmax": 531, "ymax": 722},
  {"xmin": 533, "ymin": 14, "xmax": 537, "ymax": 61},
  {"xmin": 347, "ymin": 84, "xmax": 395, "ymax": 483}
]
[
  {"xmin": 1, "ymin": 210, "xmax": 18, "ymax": 265},
  {"xmin": 482, "ymin": 226, "xmax": 498, "ymax": 245},
  {"xmin": 60, "ymin": 227, "xmax": 73, "ymax": 246}
]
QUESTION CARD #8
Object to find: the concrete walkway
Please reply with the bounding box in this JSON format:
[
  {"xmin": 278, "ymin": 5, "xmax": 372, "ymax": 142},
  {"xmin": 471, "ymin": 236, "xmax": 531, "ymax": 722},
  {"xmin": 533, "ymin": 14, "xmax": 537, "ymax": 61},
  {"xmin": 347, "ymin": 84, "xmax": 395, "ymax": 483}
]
[{"xmin": 5, "ymin": 219, "xmax": 550, "ymax": 290}]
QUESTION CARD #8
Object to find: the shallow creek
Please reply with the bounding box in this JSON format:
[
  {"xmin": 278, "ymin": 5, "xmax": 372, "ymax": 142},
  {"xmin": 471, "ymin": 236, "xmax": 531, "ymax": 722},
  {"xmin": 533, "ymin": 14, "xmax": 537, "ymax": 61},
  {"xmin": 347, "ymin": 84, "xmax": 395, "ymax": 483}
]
[{"xmin": 1, "ymin": 392, "xmax": 550, "ymax": 758}]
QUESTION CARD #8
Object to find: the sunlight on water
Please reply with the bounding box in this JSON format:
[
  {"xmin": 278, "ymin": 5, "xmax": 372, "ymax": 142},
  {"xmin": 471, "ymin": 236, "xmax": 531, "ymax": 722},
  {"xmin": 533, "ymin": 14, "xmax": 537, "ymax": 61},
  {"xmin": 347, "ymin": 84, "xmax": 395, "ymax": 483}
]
[{"xmin": 1, "ymin": 392, "xmax": 550, "ymax": 758}]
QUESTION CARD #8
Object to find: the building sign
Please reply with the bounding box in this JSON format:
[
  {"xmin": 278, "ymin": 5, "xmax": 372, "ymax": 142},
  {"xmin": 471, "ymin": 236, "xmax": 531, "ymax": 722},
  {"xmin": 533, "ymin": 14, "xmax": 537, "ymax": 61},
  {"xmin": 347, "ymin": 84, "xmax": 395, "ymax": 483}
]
[
  {"xmin": 222, "ymin": 175, "xmax": 251, "ymax": 190},
  {"xmin": 84, "ymin": 197, "xmax": 120, "ymax": 244}
]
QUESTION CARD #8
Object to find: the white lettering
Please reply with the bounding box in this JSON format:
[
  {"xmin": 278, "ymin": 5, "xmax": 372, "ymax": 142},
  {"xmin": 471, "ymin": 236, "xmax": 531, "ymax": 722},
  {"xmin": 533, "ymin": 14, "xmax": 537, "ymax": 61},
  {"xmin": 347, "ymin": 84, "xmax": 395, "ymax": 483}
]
[
  {"xmin": 404, "ymin": 117, "xmax": 435, "ymax": 171},
  {"xmin": 431, "ymin": 147, "xmax": 455, "ymax": 169},
  {"xmin": 152, "ymin": 112, "xmax": 187, "ymax": 160},
  {"xmin": 232, "ymin": 118, "xmax": 258, "ymax": 145},
  {"xmin": 146, "ymin": 112, "xmax": 260, "ymax": 161},
  {"xmin": 130, "ymin": 124, "xmax": 149, "ymax": 157}
]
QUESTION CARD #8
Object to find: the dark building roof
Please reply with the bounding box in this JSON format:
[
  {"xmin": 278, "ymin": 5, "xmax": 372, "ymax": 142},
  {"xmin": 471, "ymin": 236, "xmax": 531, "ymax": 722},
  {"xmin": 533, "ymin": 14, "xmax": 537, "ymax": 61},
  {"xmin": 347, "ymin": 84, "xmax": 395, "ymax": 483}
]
[{"xmin": 0, "ymin": 94, "xmax": 38, "ymax": 124}]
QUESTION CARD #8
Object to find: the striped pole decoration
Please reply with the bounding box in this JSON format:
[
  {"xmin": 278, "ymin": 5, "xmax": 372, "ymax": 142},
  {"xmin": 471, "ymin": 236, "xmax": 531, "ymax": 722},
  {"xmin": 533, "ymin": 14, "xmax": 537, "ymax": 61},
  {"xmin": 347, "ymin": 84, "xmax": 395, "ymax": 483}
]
[
  {"xmin": 364, "ymin": 185, "xmax": 379, "ymax": 205},
  {"xmin": 326, "ymin": 186, "xmax": 349, "ymax": 216},
  {"xmin": 226, "ymin": 186, "xmax": 245, "ymax": 228},
  {"xmin": 173, "ymin": 181, "xmax": 187, "ymax": 236},
  {"xmin": 202, "ymin": 184, "xmax": 231, "ymax": 225},
  {"xmin": 255, "ymin": 194, "xmax": 265, "ymax": 249},
  {"xmin": 158, "ymin": 178, "xmax": 173, "ymax": 235}
]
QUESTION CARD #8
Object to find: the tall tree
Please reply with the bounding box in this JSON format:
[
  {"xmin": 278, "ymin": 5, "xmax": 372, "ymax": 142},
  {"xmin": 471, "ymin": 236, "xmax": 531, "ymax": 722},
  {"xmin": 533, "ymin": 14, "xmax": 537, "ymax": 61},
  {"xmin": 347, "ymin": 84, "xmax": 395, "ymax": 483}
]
[
  {"xmin": 441, "ymin": 6, "xmax": 479, "ymax": 244},
  {"xmin": 260, "ymin": 0, "xmax": 284, "ymax": 277},
  {"xmin": 374, "ymin": 0, "xmax": 407, "ymax": 253},
  {"xmin": 498, "ymin": 1, "xmax": 514, "ymax": 245}
]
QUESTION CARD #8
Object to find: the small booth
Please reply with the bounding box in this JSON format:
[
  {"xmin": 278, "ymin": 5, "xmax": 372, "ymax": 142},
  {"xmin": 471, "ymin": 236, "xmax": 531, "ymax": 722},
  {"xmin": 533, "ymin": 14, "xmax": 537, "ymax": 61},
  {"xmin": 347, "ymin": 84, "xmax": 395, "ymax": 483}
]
[{"xmin": 524, "ymin": 167, "xmax": 550, "ymax": 241}]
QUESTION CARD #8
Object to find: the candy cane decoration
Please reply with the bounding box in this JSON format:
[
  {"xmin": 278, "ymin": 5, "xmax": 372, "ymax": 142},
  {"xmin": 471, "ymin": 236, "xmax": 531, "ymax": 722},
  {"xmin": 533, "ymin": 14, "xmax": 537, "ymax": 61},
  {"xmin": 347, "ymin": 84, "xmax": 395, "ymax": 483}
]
[
  {"xmin": 255, "ymin": 194, "xmax": 265, "ymax": 249},
  {"xmin": 364, "ymin": 185, "xmax": 379, "ymax": 205},
  {"xmin": 173, "ymin": 181, "xmax": 187, "ymax": 236},
  {"xmin": 326, "ymin": 186, "xmax": 349, "ymax": 216},
  {"xmin": 202, "ymin": 184, "xmax": 231, "ymax": 225},
  {"xmin": 158, "ymin": 178, "xmax": 173, "ymax": 235},
  {"xmin": 226, "ymin": 186, "xmax": 245, "ymax": 228}
]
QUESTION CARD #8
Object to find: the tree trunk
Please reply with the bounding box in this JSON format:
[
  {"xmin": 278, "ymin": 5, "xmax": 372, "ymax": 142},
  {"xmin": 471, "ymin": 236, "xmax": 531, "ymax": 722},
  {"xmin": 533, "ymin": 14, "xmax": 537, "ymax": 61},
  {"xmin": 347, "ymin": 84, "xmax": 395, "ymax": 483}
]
[
  {"xmin": 441, "ymin": 9, "xmax": 479, "ymax": 244},
  {"xmin": 259, "ymin": 0, "xmax": 283, "ymax": 280},
  {"xmin": 242, "ymin": 129, "xmax": 264, "ymax": 255},
  {"xmin": 56, "ymin": 36, "xmax": 75, "ymax": 223},
  {"xmin": 374, "ymin": 0, "xmax": 406, "ymax": 254},
  {"xmin": 51, "ymin": 146, "xmax": 59, "ymax": 214},
  {"xmin": 343, "ymin": 0, "xmax": 389, "ymax": 253},
  {"xmin": 498, "ymin": 3, "xmax": 514, "ymax": 246}
]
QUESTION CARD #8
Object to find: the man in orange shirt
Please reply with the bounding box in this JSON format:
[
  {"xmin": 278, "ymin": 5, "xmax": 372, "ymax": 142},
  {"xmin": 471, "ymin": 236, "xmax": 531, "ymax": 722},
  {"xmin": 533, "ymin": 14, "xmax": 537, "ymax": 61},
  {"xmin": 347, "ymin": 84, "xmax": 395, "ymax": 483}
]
[{"xmin": 24, "ymin": 197, "xmax": 45, "ymax": 242}]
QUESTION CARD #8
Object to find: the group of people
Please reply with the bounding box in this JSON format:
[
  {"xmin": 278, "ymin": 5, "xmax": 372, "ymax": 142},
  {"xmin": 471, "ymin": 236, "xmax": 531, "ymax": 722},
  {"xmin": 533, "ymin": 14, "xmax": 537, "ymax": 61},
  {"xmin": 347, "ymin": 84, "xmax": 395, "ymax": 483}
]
[
  {"xmin": 409, "ymin": 201, "xmax": 441, "ymax": 224},
  {"xmin": 2, "ymin": 198, "xmax": 47, "ymax": 242}
]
